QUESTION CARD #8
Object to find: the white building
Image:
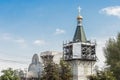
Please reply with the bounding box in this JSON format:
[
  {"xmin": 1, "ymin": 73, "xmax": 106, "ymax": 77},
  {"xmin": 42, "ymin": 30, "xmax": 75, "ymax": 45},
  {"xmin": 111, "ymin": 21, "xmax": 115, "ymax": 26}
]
[
  {"xmin": 63, "ymin": 7, "xmax": 96, "ymax": 80},
  {"xmin": 27, "ymin": 54, "xmax": 43, "ymax": 79},
  {"xmin": 27, "ymin": 51, "xmax": 62, "ymax": 79}
]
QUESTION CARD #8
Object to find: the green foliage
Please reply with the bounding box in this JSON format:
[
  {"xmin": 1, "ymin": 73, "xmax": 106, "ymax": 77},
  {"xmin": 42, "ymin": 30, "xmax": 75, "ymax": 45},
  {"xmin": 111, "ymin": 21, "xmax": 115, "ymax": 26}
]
[
  {"xmin": 88, "ymin": 69, "xmax": 116, "ymax": 80},
  {"xmin": 104, "ymin": 33, "xmax": 120, "ymax": 80},
  {"xmin": 41, "ymin": 61, "xmax": 60, "ymax": 80},
  {"xmin": 41, "ymin": 59, "xmax": 72, "ymax": 80},
  {"xmin": 0, "ymin": 68, "xmax": 20, "ymax": 80},
  {"xmin": 59, "ymin": 60, "xmax": 72, "ymax": 80}
]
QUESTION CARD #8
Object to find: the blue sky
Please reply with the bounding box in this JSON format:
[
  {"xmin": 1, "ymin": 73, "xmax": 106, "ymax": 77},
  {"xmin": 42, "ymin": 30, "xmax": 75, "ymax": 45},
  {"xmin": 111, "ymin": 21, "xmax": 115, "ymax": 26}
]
[{"xmin": 0, "ymin": 0, "xmax": 120, "ymax": 71}]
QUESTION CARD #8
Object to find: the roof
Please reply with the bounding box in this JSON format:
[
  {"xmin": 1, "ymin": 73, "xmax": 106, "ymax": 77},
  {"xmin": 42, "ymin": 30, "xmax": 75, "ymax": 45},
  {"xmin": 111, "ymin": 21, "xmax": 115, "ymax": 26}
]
[{"xmin": 73, "ymin": 25, "xmax": 87, "ymax": 42}]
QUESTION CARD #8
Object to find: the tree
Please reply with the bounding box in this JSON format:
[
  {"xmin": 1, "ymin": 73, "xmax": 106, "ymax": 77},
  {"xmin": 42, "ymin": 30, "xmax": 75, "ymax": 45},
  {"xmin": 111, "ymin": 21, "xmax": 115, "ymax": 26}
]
[
  {"xmin": 59, "ymin": 59, "xmax": 72, "ymax": 80},
  {"xmin": 41, "ymin": 62, "xmax": 60, "ymax": 80},
  {"xmin": 0, "ymin": 68, "xmax": 20, "ymax": 80},
  {"xmin": 88, "ymin": 68, "xmax": 116, "ymax": 80},
  {"xmin": 41, "ymin": 56, "xmax": 60, "ymax": 80},
  {"xmin": 104, "ymin": 33, "xmax": 120, "ymax": 80},
  {"xmin": 41, "ymin": 56, "xmax": 72, "ymax": 80}
]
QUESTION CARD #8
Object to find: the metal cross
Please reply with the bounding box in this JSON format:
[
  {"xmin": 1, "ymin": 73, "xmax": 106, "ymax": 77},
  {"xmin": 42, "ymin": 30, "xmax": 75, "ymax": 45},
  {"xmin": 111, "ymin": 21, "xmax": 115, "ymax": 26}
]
[{"xmin": 78, "ymin": 6, "xmax": 81, "ymax": 15}]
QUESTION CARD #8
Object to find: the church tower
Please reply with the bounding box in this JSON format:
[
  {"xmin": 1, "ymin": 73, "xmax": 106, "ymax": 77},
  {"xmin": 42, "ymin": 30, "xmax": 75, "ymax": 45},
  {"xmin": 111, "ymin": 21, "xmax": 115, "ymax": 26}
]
[{"xmin": 63, "ymin": 7, "xmax": 96, "ymax": 80}]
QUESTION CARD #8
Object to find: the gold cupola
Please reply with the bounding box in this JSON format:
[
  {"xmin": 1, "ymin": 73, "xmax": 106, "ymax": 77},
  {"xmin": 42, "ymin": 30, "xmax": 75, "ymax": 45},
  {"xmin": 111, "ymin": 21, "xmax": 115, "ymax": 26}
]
[{"xmin": 77, "ymin": 15, "xmax": 83, "ymax": 20}]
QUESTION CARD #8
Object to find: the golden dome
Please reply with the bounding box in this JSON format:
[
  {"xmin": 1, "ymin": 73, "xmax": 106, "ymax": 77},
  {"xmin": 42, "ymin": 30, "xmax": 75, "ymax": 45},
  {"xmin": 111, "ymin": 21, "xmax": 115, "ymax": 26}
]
[{"xmin": 77, "ymin": 15, "xmax": 83, "ymax": 20}]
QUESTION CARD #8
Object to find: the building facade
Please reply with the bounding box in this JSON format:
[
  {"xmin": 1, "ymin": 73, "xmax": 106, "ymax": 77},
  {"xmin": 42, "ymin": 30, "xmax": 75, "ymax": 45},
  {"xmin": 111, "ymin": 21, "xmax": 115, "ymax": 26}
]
[
  {"xmin": 27, "ymin": 54, "xmax": 42, "ymax": 79},
  {"xmin": 26, "ymin": 51, "xmax": 62, "ymax": 79},
  {"xmin": 63, "ymin": 8, "xmax": 96, "ymax": 80},
  {"xmin": 26, "ymin": 8, "xmax": 96, "ymax": 80}
]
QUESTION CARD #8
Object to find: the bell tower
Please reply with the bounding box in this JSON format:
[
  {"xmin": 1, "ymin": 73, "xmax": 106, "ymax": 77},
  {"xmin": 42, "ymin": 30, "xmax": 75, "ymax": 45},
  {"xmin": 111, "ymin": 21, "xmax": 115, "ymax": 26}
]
[{"xmin": 63, "ymin": 7, "xmax": 96, "ymax": 80}]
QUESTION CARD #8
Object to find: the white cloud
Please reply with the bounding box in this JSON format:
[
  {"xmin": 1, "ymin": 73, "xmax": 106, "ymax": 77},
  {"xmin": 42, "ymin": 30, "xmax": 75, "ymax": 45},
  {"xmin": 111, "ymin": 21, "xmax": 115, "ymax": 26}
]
[
  {"xmin": 14, "ymin": 38, "xmax": 27, "ymax": 48},
  {"xmin": 54, "ymin": 28, "xmax": 65, "ymax": 35},
  {"xmin": 2, "ymin": 33, "xmax": 12, "ymax": 40},
  {"xmin": 0, "ymin": 33, "xmax": 27, "ymax": 48},
  {"xmin": 15, "ymin": 39, "xmax": 25, "ymax": 43},
  {"xmin": 33, "ymin": 39, "xmax": 46, "ymax": 46},
  {"xmin": 100, "ymin": 6, "xmax": 120, "ymax": 18}
]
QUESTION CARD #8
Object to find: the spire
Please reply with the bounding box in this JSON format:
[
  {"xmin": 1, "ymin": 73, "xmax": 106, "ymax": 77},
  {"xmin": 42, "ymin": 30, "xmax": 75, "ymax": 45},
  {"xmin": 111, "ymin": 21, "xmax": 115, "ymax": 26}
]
[
  {"xmin": 73, "ymin": 7, "xmax": 87, "ymax": 42},
  {"xmin": 77, "ymin": 6, "xmax": 83, "ymax": 26}
]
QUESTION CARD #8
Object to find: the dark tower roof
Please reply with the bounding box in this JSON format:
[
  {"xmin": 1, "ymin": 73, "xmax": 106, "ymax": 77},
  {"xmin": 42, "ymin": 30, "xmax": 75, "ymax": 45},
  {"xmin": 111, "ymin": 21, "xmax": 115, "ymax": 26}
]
[{"xmin": 73, "ymin": 7, "xmax": 87, "ymax": 42}]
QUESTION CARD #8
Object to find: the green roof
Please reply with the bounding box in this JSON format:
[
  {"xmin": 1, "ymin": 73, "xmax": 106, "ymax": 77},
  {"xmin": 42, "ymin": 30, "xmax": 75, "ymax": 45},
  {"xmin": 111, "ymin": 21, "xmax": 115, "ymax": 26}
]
[{"xmin": 73, "ymin": 25, "xmax": 87, "ymax": 42}]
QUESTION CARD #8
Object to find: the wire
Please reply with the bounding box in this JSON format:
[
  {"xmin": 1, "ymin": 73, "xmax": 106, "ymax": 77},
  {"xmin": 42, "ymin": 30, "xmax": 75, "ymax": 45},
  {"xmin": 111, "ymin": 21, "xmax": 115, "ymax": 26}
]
[
  {"xmin": 0, "ymin": 51, "xmax": 32, "ymax": 60},
  {"xmin": 0, "ymin": 58, "xmax": 30, "ymax": 64}
]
